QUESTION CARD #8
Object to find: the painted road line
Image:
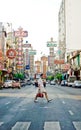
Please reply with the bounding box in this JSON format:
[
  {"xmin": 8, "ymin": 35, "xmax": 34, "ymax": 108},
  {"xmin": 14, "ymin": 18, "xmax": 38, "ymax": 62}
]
[
  {"xmin": 0, "ymin": 93, "xmax": 81, "ymax": 100},
  {"xmin": 11, "ymin": 122, "xmax": 31, "ymax": 130},
  {"xmin": 73, "ymin": 121, "xmax": 81, "ymax": 130},
  {"xmin": 62, "ymin": 101, "xmax": 66, "ymax": 104},
  {"xmin": 44, "ymin": 122, "xmax": 61, "ymax": 130},
  {"xmin": 0, "ymin": 122, "xmax": 4, "ymax": 126},
  {"xmin": 69, "ymin": 110, "xmax": 74, "ymax": 116},
  {"xmin": 5, "ymin": 101, "xmax": 11, "ymax": 105}
]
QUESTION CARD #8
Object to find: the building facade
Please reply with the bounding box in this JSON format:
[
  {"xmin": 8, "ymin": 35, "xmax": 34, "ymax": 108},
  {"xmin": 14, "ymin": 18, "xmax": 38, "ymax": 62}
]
[
  {"xmin": 58, "ymin": 0, "xmax": 81, "ymax": 59},
  {"xmin": 58, "ymin": 0, "xmax": 81, "ymax": 77}
]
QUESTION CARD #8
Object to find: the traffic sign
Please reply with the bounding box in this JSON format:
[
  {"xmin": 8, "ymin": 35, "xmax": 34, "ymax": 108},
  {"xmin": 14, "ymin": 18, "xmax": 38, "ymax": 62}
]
[{"xmin": 26, "ymin": 65, "xmax": 30, "ymax": 70}]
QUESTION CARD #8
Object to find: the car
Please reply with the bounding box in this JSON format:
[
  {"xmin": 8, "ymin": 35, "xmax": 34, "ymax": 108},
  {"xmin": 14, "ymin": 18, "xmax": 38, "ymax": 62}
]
[
  {"xmin": 61, "ymin": 80, "xmax": 68, "ymax": 86},
  {"xmin": 3, "ymin": 80, "xmax": 13, "ymax": 88},
  {"xmin": 50, "ymin": 80, "xmax": 56, "ymax": 85},
  {"xmin": 12, "ymin": 80, "xmax": 21, "ymax": 89},
  {"xmin": 20, "ymin": 80, "xmax": 26, "ymax": 87},
  {"xmin": 67, "ymin": 76, "xmax": 76, "ymax": 87},
  {"xmin": 26, "ymin": 80, "xmax": 32, "ymax": 85},
  {"xmin": 72, "ymin": 80, "xmax": 81, "ymax": 88}
]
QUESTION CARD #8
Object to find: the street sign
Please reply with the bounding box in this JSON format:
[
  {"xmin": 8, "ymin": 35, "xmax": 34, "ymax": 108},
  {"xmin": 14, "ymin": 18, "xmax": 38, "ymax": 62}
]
[
  {"xmin": 29, "ymin": 50, "xmax": 36, "ymax": 55},
  {"xmin": 26, "ymin": 65, "xmax": 30, "ymax": 70}
]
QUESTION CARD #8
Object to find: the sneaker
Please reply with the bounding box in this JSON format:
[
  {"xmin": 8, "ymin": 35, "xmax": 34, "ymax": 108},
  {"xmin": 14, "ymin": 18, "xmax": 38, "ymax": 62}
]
[
  {"xmin": 34, "ymin": 99, "xmax": 38, "ymax": 103},
  {"xmin": 47, "ymin": 99, "xmax": 53, "ymax": 102}
]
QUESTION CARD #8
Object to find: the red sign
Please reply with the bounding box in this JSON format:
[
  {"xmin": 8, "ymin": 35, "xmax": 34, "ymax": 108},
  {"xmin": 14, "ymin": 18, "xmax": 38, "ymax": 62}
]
[
  {"xmin": 6, "ymin": 49, "xmax": 16, "ymax": 59},
  {"xmin": 54, "ymin": 59, "xmax": 64, "ymax": 64},
  {"xmin": 14, "ymin": 31, "xmax": 28, "ymax": 37}
]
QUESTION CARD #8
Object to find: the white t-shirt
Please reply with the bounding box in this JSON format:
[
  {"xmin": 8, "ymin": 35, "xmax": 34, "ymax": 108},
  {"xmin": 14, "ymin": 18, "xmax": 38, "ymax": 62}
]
[{"xmin": 38, "ymin": 78, "xmax": 46, "ymax": 92}]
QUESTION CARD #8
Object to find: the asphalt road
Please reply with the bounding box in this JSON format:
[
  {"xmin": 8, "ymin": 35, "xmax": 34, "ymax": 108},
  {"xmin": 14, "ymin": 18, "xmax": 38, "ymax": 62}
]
[{"xmin": 0, "ymin": 84, "xmax": 81, "ymax": 130}]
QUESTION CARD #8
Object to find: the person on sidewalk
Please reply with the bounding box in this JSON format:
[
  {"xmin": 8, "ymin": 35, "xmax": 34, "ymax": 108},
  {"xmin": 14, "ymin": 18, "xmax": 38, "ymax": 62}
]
[{"xmin": 34, "ymin": 73, "xmax": 52, "ymax": 102}]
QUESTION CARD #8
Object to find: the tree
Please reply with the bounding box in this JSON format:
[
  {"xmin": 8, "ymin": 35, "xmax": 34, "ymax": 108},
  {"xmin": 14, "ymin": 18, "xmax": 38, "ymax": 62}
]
[
  {"xmin": 13, "ymin": 73, "xmax": 24, "ymax": 80},
  {"xmin": 55, "ymin": 73, "xmax": 62, "ymax": 80}
]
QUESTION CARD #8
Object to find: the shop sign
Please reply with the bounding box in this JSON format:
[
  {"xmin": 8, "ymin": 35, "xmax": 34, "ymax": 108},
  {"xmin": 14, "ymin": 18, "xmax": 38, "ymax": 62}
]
[
  {"xmin": 17, "ymin": 65, "xmax": 23, "ymax": 69},
  {"xmin": 29, "ymin": 50, "xmax": 36, "ymax": 55},
  {"xmin": 54, "ymin": 59, "xmax": 64, "ymax": 64},
  {"xmin": 6, "ymin": 49, "xmax": 16, "ymax": 59},
  {"xmin": 14, "ymin": 31, "xmax": 28, "ymax": 37},
  {"xmin": 47, "ymin": 41, "xmax": 57, "ymax": 47},
  {"xmin": 23, "ymin": 44, "xmax": 31, "ymax": 48},
  {"xmin": 61, "ymin": 64, "xmax": 70, "ymax": 70}
]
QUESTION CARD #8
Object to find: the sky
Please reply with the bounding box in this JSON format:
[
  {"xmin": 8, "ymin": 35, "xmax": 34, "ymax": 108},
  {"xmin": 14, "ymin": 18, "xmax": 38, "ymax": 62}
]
[{"xmin": 0, "ymin": 0, "xmax": 62, "ymax": 60}]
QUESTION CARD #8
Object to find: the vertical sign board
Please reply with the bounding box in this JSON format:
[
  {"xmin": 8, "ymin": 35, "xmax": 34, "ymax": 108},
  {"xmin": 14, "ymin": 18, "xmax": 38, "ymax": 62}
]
[{"xmin": 14, "ymin": 27, "xmax": 28, "ymax": 69}]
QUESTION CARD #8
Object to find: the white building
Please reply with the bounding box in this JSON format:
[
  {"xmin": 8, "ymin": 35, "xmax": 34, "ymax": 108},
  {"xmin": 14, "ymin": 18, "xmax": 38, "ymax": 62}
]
[{"xmin": 58, "ymin": 0, "xmax": 81, "ymax": 59}]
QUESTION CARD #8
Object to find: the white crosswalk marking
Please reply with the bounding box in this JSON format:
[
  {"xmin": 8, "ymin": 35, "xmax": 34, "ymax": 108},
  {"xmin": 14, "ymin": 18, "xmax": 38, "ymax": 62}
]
[
  {"xmin": 0, "ymin": 121, "xmax": 81, "ymax": 130},
  {"xmin": 0, "ymin": 122, "xmax": 4, "ymax": 126},
  {"xmin": 44, "ymin": 121, "xmax": 61, "ymax": 130},
  {"xmin": 11, "ymin": 122, "xmax": 31, "ymax": 130},
  {"xmin": 73, "ymin": 122, "xmax": 81, "ymax": 130}
]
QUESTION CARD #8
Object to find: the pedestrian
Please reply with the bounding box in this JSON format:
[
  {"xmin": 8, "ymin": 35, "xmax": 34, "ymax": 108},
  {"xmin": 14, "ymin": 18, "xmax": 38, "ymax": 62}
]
[
  {"xmin": 34, "ymin": 73, "xmax": 52, "ymax": 102},
  {"xmin": 34, "ymin": 79, "xmax": 38, "ymax": 87},
  {"xmin": 43, "ymin": 79, "xmax": 46, "ymax": 87}
]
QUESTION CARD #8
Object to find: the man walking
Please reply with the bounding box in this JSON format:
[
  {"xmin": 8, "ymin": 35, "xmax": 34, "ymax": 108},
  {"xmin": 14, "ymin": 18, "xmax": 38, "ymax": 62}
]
[{"xmin": 34, "ymin": 73, "xmax": 52, "ymax": 102}]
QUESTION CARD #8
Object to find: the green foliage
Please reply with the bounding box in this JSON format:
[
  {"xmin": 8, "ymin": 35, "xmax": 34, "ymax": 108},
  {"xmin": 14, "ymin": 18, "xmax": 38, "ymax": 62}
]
[
  {"xmin": 55, "ymin": 73, "xmax": 62, "ymax": 80},
  {"xmin": 0, "ymin": 71, "xmax": 2, "ymax": 76},
  {"xmin": 13, "ymin": 73, "xmax": 24, "ymax": 80},
  {"xmin": 46, "ymin": 75, "xmax": 54, "ymax": 81}
]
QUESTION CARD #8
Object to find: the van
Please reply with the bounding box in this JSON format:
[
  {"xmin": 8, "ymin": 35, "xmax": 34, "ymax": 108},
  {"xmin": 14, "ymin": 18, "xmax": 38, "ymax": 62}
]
[{"xmin": 67, "ymin": 75, "xmax": 76, "ymax": 87}]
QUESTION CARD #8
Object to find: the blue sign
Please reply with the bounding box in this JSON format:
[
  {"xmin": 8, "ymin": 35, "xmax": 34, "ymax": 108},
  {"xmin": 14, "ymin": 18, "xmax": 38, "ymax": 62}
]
[{"xmin": 26, "ymin": 65, "xmax": 30, "ymax": 70}]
